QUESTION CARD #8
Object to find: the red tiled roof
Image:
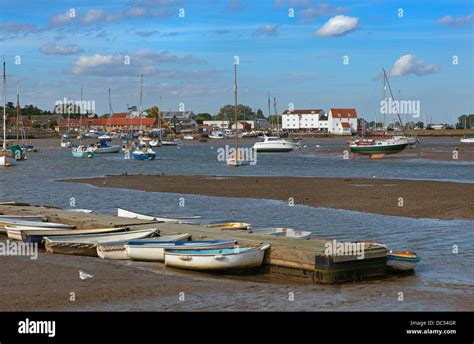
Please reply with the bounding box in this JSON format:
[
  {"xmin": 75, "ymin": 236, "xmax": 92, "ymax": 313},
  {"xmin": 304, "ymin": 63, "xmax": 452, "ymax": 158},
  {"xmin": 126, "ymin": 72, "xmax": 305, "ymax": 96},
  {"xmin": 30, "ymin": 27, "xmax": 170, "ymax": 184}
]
[
  {"xmin": 58, "ymin": 117, "xmax": 158, "ymax": 126},
  {"xmin": 282, "ymin": 109, "xmax": 323, "ymax": 115},
  {"xmin": 112, "ymin": 112, "xmax": 128, "ymax": 118},
  {"xmin": 330, "ymin": 108, "xmax": 357, "ymax": 118},
  {"xmin": 340, "ymin": 122, "xmax": 350, "ymax": 128}
]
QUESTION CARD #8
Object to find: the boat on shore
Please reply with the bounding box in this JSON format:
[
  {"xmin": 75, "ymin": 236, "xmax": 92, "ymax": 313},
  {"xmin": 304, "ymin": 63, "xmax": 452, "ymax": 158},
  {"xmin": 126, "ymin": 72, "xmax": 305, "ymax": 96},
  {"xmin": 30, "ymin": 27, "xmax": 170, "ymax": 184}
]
[
  {"xmin": 97, "ymin": 233, "xmax": 192, "ymax": 260},
  {"xmin": 0, "ymin": 219, "xmax": 74, "ymax": 228},
  {"xmin": 206, "ymin": 222, "xmax": 252, "ymax": 231},
  {"xmin": 126, "ymin": 240, "xmax": 237, "ymax": 262},
  {"xmin": 209, "ymin": 131, "xmax": 224, "ymax": 139},
  {"xmin": 257, "ymin": 227, "xmax": 312, "ymax": 239},
  {"xmin": 253, "ymin": 136, "xmax": 297, "ymax": 152},
  {"xmin": 387, "ymin": 250, "xmax": 420, "ymax": 271},
  {"xmin": 460, "ymin": 134, "xmax": 474, "ymax": 143},
  {"xmin": 44, "ymin": 228, "xmax": 160, "ymax": 257},
  {"xmin": 117, "ymin": 208, "xmax": 201, "ymax": 223},
  {"xmin": 164, "ymin": 243, "xmax": 271, "ymax": 271},
  {"xmin": 12, "ymin": 226, "xmax": 129, "ymax": 244},
  {"xmin": 0, "ymin": 215, "xmax": 47, "ymax": 222}
]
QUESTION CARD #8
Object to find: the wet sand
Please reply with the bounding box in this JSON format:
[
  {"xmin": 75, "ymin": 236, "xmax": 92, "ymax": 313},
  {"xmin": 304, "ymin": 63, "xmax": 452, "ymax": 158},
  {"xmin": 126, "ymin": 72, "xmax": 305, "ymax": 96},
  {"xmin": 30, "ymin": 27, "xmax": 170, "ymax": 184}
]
[
  {"xmin": 1, "ymin": 242, "xmax": 472, "ymax": 311},
  {"xmin": 64, "ymin": 175, "xmax": 474, "ymax": 221}
]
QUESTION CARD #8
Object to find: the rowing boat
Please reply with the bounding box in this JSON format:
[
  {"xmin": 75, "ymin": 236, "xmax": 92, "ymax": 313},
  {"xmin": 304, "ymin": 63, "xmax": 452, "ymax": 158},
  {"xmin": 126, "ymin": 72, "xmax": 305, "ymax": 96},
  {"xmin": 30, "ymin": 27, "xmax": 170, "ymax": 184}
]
[
  {"xmin": 206, "ymin": 222, "xmax": 252, "ymax": 230},
  {"xmin": 126, "ymin": 240, "xmax": 237, "ymax": 262},
  {"xmin": 164, "ymin": 243, "xmax": 271, "ymax": 270},
  {"xmin": 97, "ymin": 233, "xmax": 192, "ymax": 260},
  {"xmin": 387, "ymin": 250, "xmax": 420, "ymax": 271},
  {"xmin": 0, "ymin": 219, "xmax": 74, "ymax": 228},
  {"xmin": 0, "ymin": 215, "xmax": 48, "ymax": 222},
  {"xmin": 44, "ymin": 228, "xmax": 160, "ymax": 257},
  {"xmin": 117, "ymin": 208, "xmax": 201, "ymax": 223},
  {"xmin": 11, "ymin": 226, "xmax": 129, "ymax": 245},
  {"xmin": 256, "ymin": 227, "xmax": 312, "ymax": 239}
]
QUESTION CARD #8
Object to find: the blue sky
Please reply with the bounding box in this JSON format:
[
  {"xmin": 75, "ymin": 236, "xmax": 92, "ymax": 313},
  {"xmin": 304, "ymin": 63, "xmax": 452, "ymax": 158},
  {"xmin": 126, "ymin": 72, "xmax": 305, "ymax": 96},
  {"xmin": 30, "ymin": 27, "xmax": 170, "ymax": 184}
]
[{"xmin": 0, "ymin": 0, "xmax": 473, "ymax": 123}]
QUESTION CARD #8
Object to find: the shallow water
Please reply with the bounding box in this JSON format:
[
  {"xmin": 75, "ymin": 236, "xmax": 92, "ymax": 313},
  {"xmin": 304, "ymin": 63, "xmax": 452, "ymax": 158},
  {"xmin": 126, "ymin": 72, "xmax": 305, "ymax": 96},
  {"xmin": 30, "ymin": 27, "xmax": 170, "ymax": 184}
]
[{"xmin": 1, "ymin": 138, "xmax": 473, "ymax": 310}]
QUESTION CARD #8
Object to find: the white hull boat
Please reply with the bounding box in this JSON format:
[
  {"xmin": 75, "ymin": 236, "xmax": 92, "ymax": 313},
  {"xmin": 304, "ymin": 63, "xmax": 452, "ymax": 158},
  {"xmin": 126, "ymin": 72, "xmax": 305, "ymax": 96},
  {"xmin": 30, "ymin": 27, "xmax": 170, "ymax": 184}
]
[
  {"xmin": 0, "ymin": 154, "xmax": 16, "ymax": 167},
  {"xmin": 209, "ymin": 132, "xmax": 224, "ymax": 139},
  {"xmin": 257, "ymin": 227, "xmax": 312, "ymax": 239},
  {"xmin": 44, "ymin": 228, "xmax": 160, "ymax": 256},
  {"xmin": 386, "ymin": 250, "xmax": 420, "ymax": 271},
  {"xmin": 253, "ymin": 136, "xmax": 297, "ymax": 152},
  {"xmin": 117, "ymin": 208, "xmax": 201, "ymax": 223},
  {"xmin": 164, "ymin": 243, "xmax": 271, "ymax": 270},
  {"xmin": 460, "ymin": 137, "xmax": 474, "ymax": 143},
  {"xmin": 0, "ymin": 215, "xmax": 47, "ymax": 222},
  {"xmin": 126, "ymin": 240, "xmax": 237, "ymax": 262},
  {"xmin": 97, "ymin": 233, "xmax": 192, "ymax": 260},
  {"xmin": 92, "ymin": 145, "xmax": 121, "ymax": 154},
  {"xmin": 0, "ymin": 219, "xmax": 74, "ymax": 228}
]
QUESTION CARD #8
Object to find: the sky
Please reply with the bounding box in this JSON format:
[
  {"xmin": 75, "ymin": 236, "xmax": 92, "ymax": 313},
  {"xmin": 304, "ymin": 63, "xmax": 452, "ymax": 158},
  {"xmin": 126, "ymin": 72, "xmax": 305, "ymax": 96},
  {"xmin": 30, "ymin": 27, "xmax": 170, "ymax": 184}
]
[{"xmin": 0, "ymin": 0, "xmax": 473, "ymax": 123}]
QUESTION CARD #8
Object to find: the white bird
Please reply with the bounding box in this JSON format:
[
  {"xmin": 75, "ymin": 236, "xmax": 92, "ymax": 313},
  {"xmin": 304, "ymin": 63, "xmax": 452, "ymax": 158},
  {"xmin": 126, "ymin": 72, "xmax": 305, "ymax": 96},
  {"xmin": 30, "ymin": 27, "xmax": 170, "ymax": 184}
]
[{"xmin": 79, "ymin": 270, "xmax": 94, "ymax": 280}]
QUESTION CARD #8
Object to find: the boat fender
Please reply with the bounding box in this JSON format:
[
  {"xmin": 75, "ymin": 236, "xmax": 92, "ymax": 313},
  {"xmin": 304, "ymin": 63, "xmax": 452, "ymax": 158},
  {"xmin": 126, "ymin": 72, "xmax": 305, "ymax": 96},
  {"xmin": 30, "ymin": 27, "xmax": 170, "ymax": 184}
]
[
  {"xmin": 214, "ymin": 255, "xmax": 225, "ymax": 260},
  {"xmin": 179, "ymin": 256, "xmax": 192, "ymax": 261}
]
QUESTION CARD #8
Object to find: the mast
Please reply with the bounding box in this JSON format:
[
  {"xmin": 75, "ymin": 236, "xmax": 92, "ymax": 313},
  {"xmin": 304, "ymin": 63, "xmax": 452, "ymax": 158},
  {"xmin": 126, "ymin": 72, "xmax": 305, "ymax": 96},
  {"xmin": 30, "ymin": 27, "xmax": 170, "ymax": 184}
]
[
  {"xmin": 2, "ymin": 62, "xmax": 6, "ymax": 150},
  {"xmin": 273, "ymin": 97, "xmax": 279, "ymax": 132},
  {"xmin": 267, "ymin": 91, "xmax": 272, "ymax": 130},
  {"xmin": 381, "ymin": 69, "xmax": 386, "ymax": 131},
  {"xmin": 79, "ymin": 86, "xmax": 83, "ymax": 141},
  {"xmin": 234, "ymin": 63, "xmax": 238, "ymax": 150},
  {"xmin": 16, "ymin": 81, "xmax": 19, "ymax": 144},
  {"xmin": 139, "ymin": 74, "xmax": 143, "ymax": 133},
  {"xmin": 108, "ymin": 88, "xmax": 112, "ymax": 133}
]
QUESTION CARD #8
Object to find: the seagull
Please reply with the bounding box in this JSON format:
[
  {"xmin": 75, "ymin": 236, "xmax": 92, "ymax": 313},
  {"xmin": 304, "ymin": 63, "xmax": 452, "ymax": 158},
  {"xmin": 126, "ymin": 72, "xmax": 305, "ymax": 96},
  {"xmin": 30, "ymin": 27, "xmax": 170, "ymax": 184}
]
[{"xmin": 79, "ymin": 270, "xmax": 94, "ymax": 280}]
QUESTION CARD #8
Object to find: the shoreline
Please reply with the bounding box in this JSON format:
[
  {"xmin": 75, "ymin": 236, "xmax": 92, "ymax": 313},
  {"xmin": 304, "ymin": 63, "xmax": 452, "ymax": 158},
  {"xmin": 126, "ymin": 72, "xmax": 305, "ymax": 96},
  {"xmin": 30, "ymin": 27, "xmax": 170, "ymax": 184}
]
[{"xmin": 62, "ymin": 175, "xmax": 474, "ymax": 221}]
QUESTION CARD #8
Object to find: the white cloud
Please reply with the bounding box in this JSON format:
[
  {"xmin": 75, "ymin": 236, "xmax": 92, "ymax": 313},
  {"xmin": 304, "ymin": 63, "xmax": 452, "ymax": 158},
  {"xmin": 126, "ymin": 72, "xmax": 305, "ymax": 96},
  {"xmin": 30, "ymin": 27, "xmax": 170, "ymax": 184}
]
[
  {"xmin": 436, "ymin": 14, "xmax": 473, "ymax": 26},
  {"xmin": 72, "ymin": 54, "xmax": 116, "ymax": 74},
  {"xmin": 255, "ymin": 24, "xmax": 280, "ymax": 37},
  {"xmin": 315, "ymin": 15, "xmax": 359, "ymax": 37},
  {"xmin": 50, "ymin": 11, "xmax": 76, "ymax": 26},
  {"xmin": 81, "ymin": 9, "xmax": 107, "ymax": 24},
  {"xmin": 40, "ymin": 43, "xmax": 83, "ymax": 55},
  {"xmin": 389, "ymin": 54, "xmax": 440, "ymax": 77}
]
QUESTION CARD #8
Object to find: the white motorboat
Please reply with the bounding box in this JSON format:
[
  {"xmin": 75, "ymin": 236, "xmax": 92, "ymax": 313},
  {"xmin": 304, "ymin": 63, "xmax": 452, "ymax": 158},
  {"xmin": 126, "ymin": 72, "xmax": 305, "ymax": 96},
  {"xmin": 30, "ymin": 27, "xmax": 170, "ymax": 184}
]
[
  {"xmin": 209, "ymin": 131, "xmax": 224, "ymax": 139},
  {"xmin": 253, "ymin": 136, "xmax": 297, "ymax": 152},
  {"xmin": 460, "ymin": 135, "xmax": 474, "ymax": 143}
]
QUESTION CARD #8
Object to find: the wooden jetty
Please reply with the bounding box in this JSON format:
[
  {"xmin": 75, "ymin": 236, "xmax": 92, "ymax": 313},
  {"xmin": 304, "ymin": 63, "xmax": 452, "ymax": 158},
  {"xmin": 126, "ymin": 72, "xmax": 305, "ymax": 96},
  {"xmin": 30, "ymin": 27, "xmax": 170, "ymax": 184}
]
[{"xmin": 0, "ymin": 204, "xmax": 388, "ymax": 284}]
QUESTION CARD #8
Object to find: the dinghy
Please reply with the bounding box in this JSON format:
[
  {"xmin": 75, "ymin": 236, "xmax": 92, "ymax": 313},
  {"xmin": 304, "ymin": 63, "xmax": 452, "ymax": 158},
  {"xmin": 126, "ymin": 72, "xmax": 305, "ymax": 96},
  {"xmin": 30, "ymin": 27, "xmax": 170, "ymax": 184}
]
[
  {"xmin": 97, "ymin": 233, "xmax": 191, "ymax": 260},
  {"xmin": 117, "ymin": 208, "xmax": 201, "ymax": 223},
  {"xmin": 387, "ymin": 250, "xmax": 420, "ymax": 271},
  {"xmin": 13, "ymin": 226, "xmax": 129, "ymax": 244},
  {"xmin": 44, "ymin": 228, "xmax": 160, "ymax": 257},
  {"xmin": 256, "ymin": 227, "xmax": 312, "ymax": 239},
  {"xmin": 126, "ymin": 240, "xmax": 237, "ymax": 262},
  {"xmin": 0, "ymin": 215, "xmax": 47, "ymax": 222},
  {"xmin": 206, "ymin": 222, "xmax": 251, "ymax": 231},
  {"xmin": 0, "ymin": 219, "xmax": 74, "ymax": 228},
  {"xmin": 164, "ymin": 243, "xmax": 271, "ymax": 271}
]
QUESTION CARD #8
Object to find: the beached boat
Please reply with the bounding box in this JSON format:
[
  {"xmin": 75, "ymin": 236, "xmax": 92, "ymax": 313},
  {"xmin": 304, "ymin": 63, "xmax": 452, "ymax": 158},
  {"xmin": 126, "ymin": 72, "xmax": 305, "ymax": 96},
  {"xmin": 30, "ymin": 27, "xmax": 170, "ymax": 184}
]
[
  {"xmin": 164, "ymin": 243, "xmax": 271, "ymax": 271},
  {"xmin": 72, "ymin": 145, "xmax": 94, "ymax": 158},
  {"xmin": 0, "ymin": 215, "xmax": 47, "ymax": 222},
  {"xmin": 126, "ymin": 240, "xmax": 237, "ymax": 262},
  {"xmin": 460, "ymin": 135, "xmax": 474, "ymax": 143},
  {"xmin": 97, "ymin": 233, "xmax": 191, "ymax": 260},
  {"xmin": 0, "ymin": 218, "xmax": 74, "ymax": 228},
  {"xmin": 206, "ymin": 222, "xmax": 252, "ymax": 230},
  {"xmin": 44, "ymin": 228, "xmax": 160, "ymax": 257},
  {"xmin": 14, "ymin": 226, "xmax": 128, "ymax": 244},
  {"xmin": 183, "ymin": 135, "xmax": 194, "ymax": 140},
  {"xmin": 117, "ymin": 208, "xmax": 201, "ymax": 223},
  {"xmin": 209, "ymin": 131, "xmax": 224, "ymax": 139},
  {"xmin": 387, "ymin": 250, "xmax": 420, "ymax": 271},
  {"xmin": 253, "ymin": 136, "xmax": 297, "ymax": 152},
  {"xmin": 257, "ymin": 227, "xmax": 312, "ymax": 239}
]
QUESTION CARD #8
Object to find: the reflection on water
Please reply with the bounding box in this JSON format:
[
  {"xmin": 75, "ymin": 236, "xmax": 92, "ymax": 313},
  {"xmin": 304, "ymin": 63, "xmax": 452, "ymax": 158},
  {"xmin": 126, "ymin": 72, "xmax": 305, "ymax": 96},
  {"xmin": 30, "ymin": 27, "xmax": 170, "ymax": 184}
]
[{"xmin": 1, "ymin": 140, "xmax": 473, "ymax": 293}]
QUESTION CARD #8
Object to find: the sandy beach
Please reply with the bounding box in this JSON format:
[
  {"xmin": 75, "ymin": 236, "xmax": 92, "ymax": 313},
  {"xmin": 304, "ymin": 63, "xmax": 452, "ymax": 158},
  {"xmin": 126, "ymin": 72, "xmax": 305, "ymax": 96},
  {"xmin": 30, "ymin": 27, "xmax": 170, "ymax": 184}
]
[{"xmin": 63, "ymin": 175, "xmax": 474, "ymax": 221}]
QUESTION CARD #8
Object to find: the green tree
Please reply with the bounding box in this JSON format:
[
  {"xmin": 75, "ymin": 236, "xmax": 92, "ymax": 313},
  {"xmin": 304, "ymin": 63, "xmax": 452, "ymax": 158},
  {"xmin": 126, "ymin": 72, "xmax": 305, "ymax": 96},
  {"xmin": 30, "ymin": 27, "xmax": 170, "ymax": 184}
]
[
  {"xmin": 195, "ymin": 113, "xmax": 212, "ymax": 124},
  {"xmin": 255, "ymin": 109, "xmax": 265, "ymax": 119},
  {"xmin": 217, "ymin": 104, "xmax": 255, "ymax": 122}
]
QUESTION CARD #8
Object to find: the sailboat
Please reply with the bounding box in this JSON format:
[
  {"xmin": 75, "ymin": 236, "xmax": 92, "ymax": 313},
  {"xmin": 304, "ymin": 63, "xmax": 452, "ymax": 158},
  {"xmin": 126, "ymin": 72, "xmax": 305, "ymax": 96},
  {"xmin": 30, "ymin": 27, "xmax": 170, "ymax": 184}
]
[
  {"xmin": 226, "ymin": 63, "xmax": 248, "ymax": 167},
  {"xmin": 72, "ymin": 87, "xmax": 94, "ymax": 158},
  {"xmin": 90, "ymin": 88, "xmax": 120, "ymax": 154},
  {"xmin": 132, "ymin": 75, "xmax": 156, "ymax": 160},
  {"xmin": 0, "ymin": 62, "xmax": 16, "ymax": 167},
  {"xmin": 6, "ymin": 82, "xmax": 27, "ymax": 160}
]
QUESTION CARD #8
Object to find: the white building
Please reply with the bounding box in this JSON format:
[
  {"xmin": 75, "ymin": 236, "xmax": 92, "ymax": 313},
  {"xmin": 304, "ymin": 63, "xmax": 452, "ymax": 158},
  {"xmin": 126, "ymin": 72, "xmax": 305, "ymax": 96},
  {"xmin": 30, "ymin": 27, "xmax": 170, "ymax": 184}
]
[
  {"xmin": 328, "ymin": 108, "xmax": 357, "ymax": 135},
  {"xmin": 282, "ymin": 109, "xmax": 325, "ymax": 131}
]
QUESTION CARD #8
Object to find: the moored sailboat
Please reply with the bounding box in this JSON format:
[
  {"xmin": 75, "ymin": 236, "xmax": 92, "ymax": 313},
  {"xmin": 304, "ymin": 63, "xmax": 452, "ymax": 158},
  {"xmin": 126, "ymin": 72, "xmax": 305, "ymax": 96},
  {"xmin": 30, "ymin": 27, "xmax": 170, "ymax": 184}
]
[{"xmin": 1, "ymin": 62, "xmax": 16, "ymax": 167}]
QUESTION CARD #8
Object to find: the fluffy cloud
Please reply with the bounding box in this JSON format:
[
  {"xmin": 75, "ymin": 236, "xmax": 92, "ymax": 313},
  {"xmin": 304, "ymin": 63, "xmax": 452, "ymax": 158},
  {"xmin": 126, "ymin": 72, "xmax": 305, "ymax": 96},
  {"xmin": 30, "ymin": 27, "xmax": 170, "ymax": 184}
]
[
  {"xmin": 389, "ymin": 54, "xmax": 440, "ymax": 77},
  {"xmin": 71, "ymin": 50, "xmax": 206, "ymax": 76},
  {"xmin": 314, "ymin": 15, "xmax": 359, "ymax": 37},
  {"xmin": 436, "ymin": 14, "xmax": 473, "ymax": 26},
  {"xmin": 255, "ymin": 24, "xmax": 280, "ymax": 37},
  {"xmin": 39, "ymin": 43, "xmax": 83, "ymax": 55},
  {"xmin": 0, "ymin": 23, "xmax": 37, "ymax": 34}
]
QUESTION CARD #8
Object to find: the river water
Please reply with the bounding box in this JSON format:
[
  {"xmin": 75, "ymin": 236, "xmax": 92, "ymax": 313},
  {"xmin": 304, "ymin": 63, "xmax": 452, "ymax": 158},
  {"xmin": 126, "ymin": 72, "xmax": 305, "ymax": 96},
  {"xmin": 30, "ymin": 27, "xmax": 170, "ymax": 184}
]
[{"xmin": 1, "ymin": 138, "xmax": 473, "ymax": 310}]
